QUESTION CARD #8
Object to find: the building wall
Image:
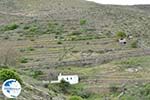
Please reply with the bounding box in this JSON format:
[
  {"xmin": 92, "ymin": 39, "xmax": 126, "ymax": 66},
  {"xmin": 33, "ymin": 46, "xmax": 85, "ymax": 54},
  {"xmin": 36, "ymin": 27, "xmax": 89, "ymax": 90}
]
[{"xmin": 58, "ymin": 75, "xmax": 79, "ymax": 84}]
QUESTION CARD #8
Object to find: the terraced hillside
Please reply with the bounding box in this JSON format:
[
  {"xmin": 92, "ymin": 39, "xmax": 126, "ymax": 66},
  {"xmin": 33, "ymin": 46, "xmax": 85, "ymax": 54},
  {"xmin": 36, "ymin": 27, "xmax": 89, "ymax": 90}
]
[
  {"xmin": 0, "ymin": 0, "xmax": 150, "ymax": 44},
  {"xmin": 135, "ymin": 5, "xmax": 150, "ymax": 13},
  {"xmin": 0, "ymin": 0, "xmax": 150, "ymax": 100}
]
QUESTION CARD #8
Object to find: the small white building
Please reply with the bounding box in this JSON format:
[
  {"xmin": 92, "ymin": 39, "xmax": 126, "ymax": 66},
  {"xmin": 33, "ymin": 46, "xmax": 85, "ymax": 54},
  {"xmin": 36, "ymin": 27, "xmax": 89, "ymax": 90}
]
[
  {"xmin": 119, "ymin": 38, "xmax": 127, "ymax": 44},
  {"xmin": 51, "ymin": 73, "xmax": 79, "ymax": 85}
]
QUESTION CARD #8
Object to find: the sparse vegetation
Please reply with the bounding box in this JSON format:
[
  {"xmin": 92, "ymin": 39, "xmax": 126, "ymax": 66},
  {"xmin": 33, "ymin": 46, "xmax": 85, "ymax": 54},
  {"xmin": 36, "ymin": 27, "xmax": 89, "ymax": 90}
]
[{"xmin": 46, "ymin": 22, "xmax": 64, "ymax": 35}]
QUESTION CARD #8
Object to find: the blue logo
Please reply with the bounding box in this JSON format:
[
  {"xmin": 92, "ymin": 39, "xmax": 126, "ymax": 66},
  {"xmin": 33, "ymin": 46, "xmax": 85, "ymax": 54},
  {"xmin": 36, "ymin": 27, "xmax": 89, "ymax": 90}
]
[{"xmin": 2, "ymin": 79, "xmax": 21, "ymax": 98}]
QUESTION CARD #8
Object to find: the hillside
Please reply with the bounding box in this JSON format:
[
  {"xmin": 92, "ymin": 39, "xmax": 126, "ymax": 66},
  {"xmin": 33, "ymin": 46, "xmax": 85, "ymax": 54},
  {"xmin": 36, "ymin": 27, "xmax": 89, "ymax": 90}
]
[
  {"xmin": 0, "ymin": 0, "xmax": 150, "ymax": 100},
  {"xmin": 0, "ymin": 0, "xmax": 150, "ymax": 46},
  {"xmin": 134, "ymin": 5, "xmax": 150, "ymax": 13}
]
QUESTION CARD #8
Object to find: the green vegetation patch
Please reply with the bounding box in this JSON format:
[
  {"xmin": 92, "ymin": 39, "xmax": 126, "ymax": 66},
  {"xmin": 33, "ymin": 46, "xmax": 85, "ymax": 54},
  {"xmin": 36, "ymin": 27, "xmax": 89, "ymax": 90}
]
[
  {"xmin": 31, "ymin": 70, "xmax": 43, "ymax": 79},
  {"xmin": 0, "ymin": 68, "xmax": 22, "ymax": 84},
  {"xmin": 69, "ymin": 96, "xmax": 83, "ymax": 100},
  {"xmin": 20, "ymin": 57, "xmax": 29, "ymax": 63},
  {"xmin": 49, "ymin": 80, "xmax": 72, "ymax": 94},
  {"xmin": 121, "ymin": 83, "xmax": 150, "ymax": 100},
  {"xmin": 80, "ymin": 19, "xmax": 87, "ymax": 25},
  {"xmin": 1, "ymin": 23, "xmax": 19, "ymax": 31},
  {"xmin": 116, "ymin": 31, "xmax": 126, "ymax": 38}
]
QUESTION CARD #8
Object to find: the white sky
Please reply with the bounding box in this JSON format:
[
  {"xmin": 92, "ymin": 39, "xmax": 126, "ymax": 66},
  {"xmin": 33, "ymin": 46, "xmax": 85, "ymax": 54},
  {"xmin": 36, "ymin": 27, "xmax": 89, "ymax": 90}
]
[{"xmin": 86, "ymin": 0, "xmax": 150, "ymax": 5}]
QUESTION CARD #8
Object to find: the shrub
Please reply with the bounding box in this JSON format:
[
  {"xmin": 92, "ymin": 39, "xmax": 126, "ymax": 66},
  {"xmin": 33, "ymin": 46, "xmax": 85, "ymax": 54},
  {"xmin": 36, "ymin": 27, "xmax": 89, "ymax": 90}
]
[
  {"xmin": 58, "ymin": 80, "xmax": 71, "ymax": 93},
  {"xmin": 77, "ymin": 90, "xmax": 92, "ymax": 99},
  {"xmin": 116, "ymin": 31, "xmax": 126, "ymax": 38},
  {"xmin": 23, "ymin": 25, "xmax": 30, "ymax": 30},
  {"xmin": 19, "ymin": 48, "xmax": 26, "ymax": 53},
  {"xmin": 70, "ymin": 31, "xmax": 82, "ymax": 35},
  {"xmin": 27, "ymin": 47, "xmax": 35, "ymax": 51},
  {"xmin": 3, "ymin": 23, "xmax": 19, "ymax": 31},
  {"xmin": 48, "ymin": 80, "xmax": 71, "ymax": 94},
  {"xmin": 57, "ymin": 41, "xmax": 63, "ymax": 44},
  {"xmin": 0, "ymin": 69, "xmax": 22, "ymax": 84},
  {"xmin": 69, "ymin": 96, "xmax": 83, "ymax": 100},
  {"xmin": 131, "ymin": 40, "xmax": 138, "ymax": 48},
  {"xmin": 20, "ymin": 57, "xmax": 28, "ymax": 63},
  {"xmin": 140, "ymin": 84, "xmax": 150, "ymax": 96},
  {"xmin": 80, "ymin": 19, "xmax": 87, "ymax": 25},
  {"xmin": 109, "ymin": 84, "xmax": 120, "ymax": 93},
  {"xmin": 4, "ymin": 35, "xmax": 9, "ymax": 40},
  {"xmin": 31, "ymin": 70, "xmax": 43, "ymax": 79},
  {"xmin": 28, "ymin": 26, "xmax": 39, "ymax": 34}
]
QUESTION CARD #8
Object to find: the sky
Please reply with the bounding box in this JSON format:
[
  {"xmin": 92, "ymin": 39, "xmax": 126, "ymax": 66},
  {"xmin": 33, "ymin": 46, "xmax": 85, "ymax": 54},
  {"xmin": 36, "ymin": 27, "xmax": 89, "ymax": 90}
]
[{"xmin": 86, "ymin": 0, "xmax": 150, "ymax": 5}]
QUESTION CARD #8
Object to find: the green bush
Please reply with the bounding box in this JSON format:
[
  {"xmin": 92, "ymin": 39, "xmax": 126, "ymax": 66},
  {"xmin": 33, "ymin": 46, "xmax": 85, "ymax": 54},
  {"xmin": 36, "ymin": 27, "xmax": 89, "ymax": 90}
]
[
  {"xmin": 31, "ymin": 70, "xmax": 43, "ymax": 79},
  {"xmin": 77, "ymin": 90, "xmax": 93, "ymax": 99},
  {"xmin": 80, "ymin": 19, "xmax": 87, "ymax": 25},
  {"xmin": 4, "ymin": 35, "xmax": 9, "ymax": 40},
  {"xmin": 3, "ymin": 23, "xmax": 19, "ymax": 31},
  {"xmin": 20, "ymin": 57, "xmax": 28, "ymax": 63},
  {"xmin": 49, "ymin": 80, "xmax": 71, "ymax": 94},
  {"xmin": 131, "ymin": 40, "xmax": 138, "ymax": 48},
  {"xmin": 0, "ymin": 69, "xmax": 22, "ymax": 84},
  {"xmin": 116, "ymin": 31, "xmax": 126, "ymax": 38},
  {"xmin": 69, "ymin": 96, "xmax": 83, "ymax": 100},
  {"xmin": 23, "ymin": 25, "xmax": 30, "ymax": 30},
  {"xmin": 58, "ymin": 80, "xmax": 71, "ymax": 93},
  {"xmin": 120, "ymin": 83, "xmax": 150, "ymax": 100},
  {"xmin": 28, "ymin": 26, "xmax": 39, "ymax": 35},
  {"xmin": 57, "ymin": 41, "xmax": 63, "ymax": 44},
  {"xmin": 141, "ymin": 84, "xmax": 150, "ymax": 97},
  {"xmin": 70, "ymin": 31, "xmax": 82, "ymax": 35},
  {"xmin": 27, "ymin": 47, "xmax": 35, "ymax": 51},
  {"xmin": 109, "ymin": 84, "xmax": 120, "ymax": 93}
]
